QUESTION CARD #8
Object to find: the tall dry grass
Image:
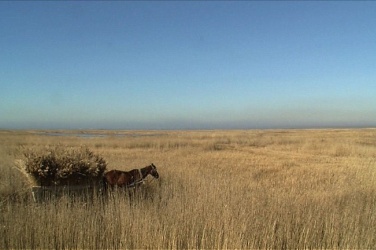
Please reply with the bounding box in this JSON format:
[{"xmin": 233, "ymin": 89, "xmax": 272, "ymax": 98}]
[{"xmin": 1, "ymin": 129, "xmax": 376, "ymax": 249}]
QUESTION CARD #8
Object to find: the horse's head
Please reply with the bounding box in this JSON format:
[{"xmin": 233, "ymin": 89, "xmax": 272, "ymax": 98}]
[{"xmin": 149, "ymin": 163, "xmax": 159, "ymax": 179}]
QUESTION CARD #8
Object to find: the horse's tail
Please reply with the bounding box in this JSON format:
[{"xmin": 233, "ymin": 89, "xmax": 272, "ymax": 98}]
[{"xmin": 101, "ymin": 175, "xmax": 108, "ymax": 194}]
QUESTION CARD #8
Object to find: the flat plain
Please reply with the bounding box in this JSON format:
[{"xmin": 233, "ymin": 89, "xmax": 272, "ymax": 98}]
[{"xmin": 1, "ymin": 129, "xmax": 376, "ymax": 249}]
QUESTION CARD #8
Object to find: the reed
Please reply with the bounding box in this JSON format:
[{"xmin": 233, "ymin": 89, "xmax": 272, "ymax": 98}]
[
  {"xmin": 23, "ymin": 145, "xmax": 106, "ymax": 186},
  {"xmin": 1, "ymin": 129, "xmax": 376, "ymax": 249}
]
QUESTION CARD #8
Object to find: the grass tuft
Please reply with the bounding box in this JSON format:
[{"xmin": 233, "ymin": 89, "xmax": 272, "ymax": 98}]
[{"xmin": 23, "ymin": 145, "xmax": 107, "ymax": 186}]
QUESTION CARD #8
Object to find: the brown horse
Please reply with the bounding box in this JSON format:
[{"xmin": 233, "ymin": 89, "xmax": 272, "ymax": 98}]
[{"xmin": 103, "ymin": 163, "xmax": 159, "ymax": 190}]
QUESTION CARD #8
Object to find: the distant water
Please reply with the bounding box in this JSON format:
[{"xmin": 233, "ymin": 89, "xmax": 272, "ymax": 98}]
[{"xmin": 38, "ymin": 132, "xmax": 165, "ymax": 138}]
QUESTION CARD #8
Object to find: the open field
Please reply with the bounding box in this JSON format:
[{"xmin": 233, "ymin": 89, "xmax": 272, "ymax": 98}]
[{"xmin": 1, "ymin": 129, "xmax": 376, "ymax": 249}]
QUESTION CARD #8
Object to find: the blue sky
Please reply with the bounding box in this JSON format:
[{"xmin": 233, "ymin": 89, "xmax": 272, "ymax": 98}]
[{"xmin": 1, "ymin": 1, "xmax": 375, "ymax": 130}]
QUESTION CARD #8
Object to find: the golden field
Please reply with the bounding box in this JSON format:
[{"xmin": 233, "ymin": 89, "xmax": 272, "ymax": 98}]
[{"xmin": 1, "ymin": 129, "xmax": 376, "ymax": 249}]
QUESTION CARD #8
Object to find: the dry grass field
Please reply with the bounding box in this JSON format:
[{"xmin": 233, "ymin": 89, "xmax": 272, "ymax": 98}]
[{"xmin": 1, "ymin": 129, "xmax": 376, "ymax": 249}]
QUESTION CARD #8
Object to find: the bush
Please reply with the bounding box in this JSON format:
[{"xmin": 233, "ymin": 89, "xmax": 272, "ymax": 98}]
[{"xmin": 23, "ymin": 146, "xmax": 107, "ymax": 186}]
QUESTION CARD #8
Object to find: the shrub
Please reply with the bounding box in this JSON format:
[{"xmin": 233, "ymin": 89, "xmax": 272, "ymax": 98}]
[{"xmin": 23, "ymin": 146, "xmax": 107, "ymax": 186}]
